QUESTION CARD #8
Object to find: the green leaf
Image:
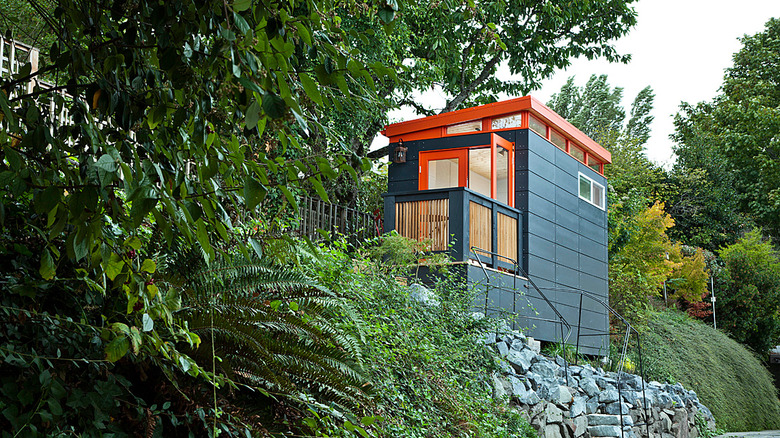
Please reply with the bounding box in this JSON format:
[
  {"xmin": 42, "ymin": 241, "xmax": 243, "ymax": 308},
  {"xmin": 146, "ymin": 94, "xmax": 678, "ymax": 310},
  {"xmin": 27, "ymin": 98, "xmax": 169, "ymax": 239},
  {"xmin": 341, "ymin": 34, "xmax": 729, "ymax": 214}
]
[
  {"xmin": 105, "ymin": 336, "xmax": 129, "ymax": 362},
  {"xmin": 141, "ymin": 258, "xmax": 156, "ymax": 273},
  {"xmin": 278, "ymin": 185, "xmax": 298, "ymax": 211},
  {"xmin": 47, "ymin": 399, "xmax": 63, "ymax": 417},
  {"xmin": 233, "ymin": 0, "xmax": 251, "ymax": 12},
  {"xmin": 39, "ymin": 249, "xmax": 56, "ymax": 280},
  {"xmin": 104, "ymin": 253, "xmax": 125, "ymax": 281},
  {"xmin": 245, "ymin": 99, "xmax": 261, "ymax": 130},
  {"xmin": 289, "ymin": 301, "xmax": 299, "ymax": 311},
  {"xmin": 142, "ymin": 313, "xmax": 154, "ymax": 332},
  {"xmin": 244, "ymin": 175, "xmax": 266, "ymax": 210},
  {"xmin": 262, "ymin": 92, "xmax": 286, "ymax": 119},
  {"xmin": 378, "ymin": 6, "xmax": 395, "ymax": 24},
  {"xmin": 299, "ymin": 73, "xmax": 323, "ymax": 106},
  {"xmin": 309, "ymin": 176, "xmax": 329, "ymax": 202}
]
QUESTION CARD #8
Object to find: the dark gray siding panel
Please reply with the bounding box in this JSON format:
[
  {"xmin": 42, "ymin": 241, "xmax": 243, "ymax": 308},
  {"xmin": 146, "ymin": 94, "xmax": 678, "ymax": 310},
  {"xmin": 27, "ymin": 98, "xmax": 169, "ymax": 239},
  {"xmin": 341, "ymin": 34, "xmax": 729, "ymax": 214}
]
[
  {"xmin": 528, "ymin": 234, "xmax": 556, "ymax": 264},
  {"xmin": 528, "ymin": 192, "xmax": 556, "ymax": 219},
  {"xmin": 528, "ymin": 172, "xmax": 556, "ymax": 200},
  {"xmin": 528, "ymin": 151, "xmax": 556, "ymax": 183},
  {"xmin": 556, "ymin": 246, "xmax": 579, "ymax": 271},
  {"xmin": 527, "ymin": 254, "xmax": 555, "ymax": 282},
  {"xmin": 555, "ymin": 225, "xmax": 578, "ymax": 251},
  {"xmin": 527, "ymin": 131, "xmax": 556, "ymax": 163},
  {"xmin": 556, "ymin": 264, "xmax": 579, "ymax": 288},
  {"xmin": 555, "ymin": 204, "xmax": 579, "ymax": 232},
  {"xmin": 526, "ymin": 213, "xmax": 556, "ymax": 243}
]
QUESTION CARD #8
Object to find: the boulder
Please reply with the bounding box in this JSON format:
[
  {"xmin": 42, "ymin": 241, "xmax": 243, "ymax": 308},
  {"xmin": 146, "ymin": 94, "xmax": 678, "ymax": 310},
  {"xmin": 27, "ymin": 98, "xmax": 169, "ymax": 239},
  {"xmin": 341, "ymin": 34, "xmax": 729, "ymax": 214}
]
[
  {"xmin": 587, "ymin": 425, "xmax": 622, "ymax": 437},
  {"xmin": 546, "ymin": 404, "xmax": 564, "ymax": 424},
  {"xmin": 496, "ymin": 341, "xmax": 510, "ymax": 357},
  {"xmin": 599, "ymin": 388, "xmax": 619, "ymax": 404},
  {"xmin": 604, "ymin": 402, "xmax": 629, "ymax": 416},
  {"xmin": 531, "ymin": 360, "xmax": 558, "ymax": 380},
  {"xmin": 407, "ymin": 283, "xmax": 440, "ymax": 306},
  {"xmin": 507, "ymin": 348, "xmax": 536, "ymax": 373},
  {"xmin": 587, "ymin": 414, "xmax": 621, "ymax": 426},
  {"xmin": 492, "ymin": 373, "xmax": 511, "ymax": 400},
  {"xmin": 545, "ymin": 424, "xmax": 564, "ymax": 438},
  {"xmin": 570, "ymin": 396, "xmax": 587, "ymax": 417},
  {"xmin": 581, "ymin": 377, "xmax": 600, "ymax": 397}
]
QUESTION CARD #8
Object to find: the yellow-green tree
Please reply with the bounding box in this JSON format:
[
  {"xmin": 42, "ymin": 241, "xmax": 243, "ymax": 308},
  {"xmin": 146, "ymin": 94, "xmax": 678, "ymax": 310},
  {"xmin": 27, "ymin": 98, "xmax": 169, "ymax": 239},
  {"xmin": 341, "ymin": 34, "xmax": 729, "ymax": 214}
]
[{"xmin": 609, "ymin": 201, "xmax": 709, "ymax": 318}]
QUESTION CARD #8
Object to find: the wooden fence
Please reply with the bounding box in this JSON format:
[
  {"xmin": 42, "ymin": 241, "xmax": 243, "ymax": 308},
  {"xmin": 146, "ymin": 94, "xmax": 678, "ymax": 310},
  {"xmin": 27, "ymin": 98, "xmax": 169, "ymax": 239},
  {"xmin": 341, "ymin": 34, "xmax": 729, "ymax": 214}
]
[{"xmin": 297, "ymin": 196, "xmax": 381, "ymax": 242}]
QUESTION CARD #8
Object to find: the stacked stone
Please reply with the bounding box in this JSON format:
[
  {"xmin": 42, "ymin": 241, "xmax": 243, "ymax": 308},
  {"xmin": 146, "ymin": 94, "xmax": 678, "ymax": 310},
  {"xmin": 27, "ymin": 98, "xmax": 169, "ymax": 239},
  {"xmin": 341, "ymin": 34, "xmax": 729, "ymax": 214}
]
[{"xmin": 485, "ymin": 329, "xmax": 716, "ymax": 438}]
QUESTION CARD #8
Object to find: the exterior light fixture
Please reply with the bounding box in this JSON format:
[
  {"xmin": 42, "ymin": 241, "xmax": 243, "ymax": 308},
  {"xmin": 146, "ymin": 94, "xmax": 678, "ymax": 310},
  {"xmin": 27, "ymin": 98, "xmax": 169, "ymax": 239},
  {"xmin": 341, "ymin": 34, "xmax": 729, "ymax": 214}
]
[{"xmin": 392, "ymin": 139, "xmax": 407, "ymax": 163}]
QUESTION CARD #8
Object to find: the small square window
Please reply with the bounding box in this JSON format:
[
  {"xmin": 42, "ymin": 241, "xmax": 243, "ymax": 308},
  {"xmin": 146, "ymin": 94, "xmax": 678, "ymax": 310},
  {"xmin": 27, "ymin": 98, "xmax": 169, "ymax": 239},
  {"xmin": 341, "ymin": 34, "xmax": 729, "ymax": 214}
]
[
  {"xmin": 550, "ymin": 130, "xmax": 566, "ymax": 150},
  {"xmin": 579, "ymin": 173, "xmax": 605, "ymax": 210}
]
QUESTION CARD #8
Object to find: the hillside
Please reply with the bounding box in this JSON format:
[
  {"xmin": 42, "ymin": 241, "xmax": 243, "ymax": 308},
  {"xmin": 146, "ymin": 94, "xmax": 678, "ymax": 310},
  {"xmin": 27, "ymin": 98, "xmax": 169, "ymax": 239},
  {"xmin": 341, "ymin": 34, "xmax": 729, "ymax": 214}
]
[{"xmin": 640, "ymin": 311, "xmax": 780, "ymax": 431}]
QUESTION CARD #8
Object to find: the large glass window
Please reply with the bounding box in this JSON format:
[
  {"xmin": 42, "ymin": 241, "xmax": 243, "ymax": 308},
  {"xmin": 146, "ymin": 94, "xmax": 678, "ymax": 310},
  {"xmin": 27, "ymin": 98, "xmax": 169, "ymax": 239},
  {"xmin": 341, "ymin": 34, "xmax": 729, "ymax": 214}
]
[
  {"xmin": 468, "ymin": 148, "xmax": 491, "ymax": 198},
  {"xmin": 528, "ymin": 115, "xmax": 547, "ymax": 138},
  {"xmin": 446, "ymin": 120, "xmax": 482, "ymax": 134},
  {"xmin": 491, "ymin": 113, "xmax": 523, "ymax": 130},
  {"xmin": 419, "ymin": 134, "xmax": 513, "ymax": 207},
  {"xmin": 428, "ymin": 158, "xmax": 460, "ymax": 189}
]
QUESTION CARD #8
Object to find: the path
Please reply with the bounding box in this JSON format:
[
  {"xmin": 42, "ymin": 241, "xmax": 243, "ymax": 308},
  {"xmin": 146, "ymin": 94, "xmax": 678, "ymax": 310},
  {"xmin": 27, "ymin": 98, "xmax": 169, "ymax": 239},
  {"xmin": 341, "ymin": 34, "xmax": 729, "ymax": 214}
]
[{"xmin": 716, "ymin": 432, "xmax": 780, "ymax": 438}]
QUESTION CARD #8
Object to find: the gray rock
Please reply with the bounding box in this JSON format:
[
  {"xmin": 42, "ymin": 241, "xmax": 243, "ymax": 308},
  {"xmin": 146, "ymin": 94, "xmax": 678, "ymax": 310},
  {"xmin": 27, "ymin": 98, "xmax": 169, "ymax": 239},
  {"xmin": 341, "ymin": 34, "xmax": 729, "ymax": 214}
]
[
  {"xmin": 587, "ymin": 414, "xmax": 621, "ymax": 426},
  {"xmin": 587, "ymin": 425, "xmax": 622, "ymax": 437},
  {"xmin": 531, "ymin": 360, "xmax": 557, "ymax": 380},
  {"xmin": 546, "ymin": 404, "xmax": 564, "ymax": 423},
  {"xmin": 570, "ymin": 396, "xmax": 587, "ymax": 417},
  {"xmin": 496, "ymin": 341, "xmax": 510, "ymax": 357},
  {"xmin": 657, "ymin": 392, "xmax": 674, "ymax": 409},
  {"xmin": 659, "ymin": 411, "xmax": 672, "ymax": 432},
  {"xmin": 580, "ymin": 365, "xmax": 595, "ymax": 380},
  {"xmin": 509, "ymin": 375, "xmax": 526, "ymax": 395},
  {"xmin": 571, "ymin": 415, "xmax": 588, "ymax": 437},
  {"xmin": 483, "ymin": 332, "xmax": 497, "ymax": 345},
  {"xmin": 407, "ymin": 283, "xmax": 440, "ymax": 306},
  {"xmin": 551, "ymin": 385, "xmax": 574, "ymax": 407},
  {"xmin": 621, "ymin": 390, "xmax": 639, "ymax": 407},
  {"xmin": 507, "ymin": 348, "xmax": 535, "ymax": 373},
  {"xmin": 581, "ymin": 377, "xmax": 600, "ymax": 397},
  {"xmin": 527, "ymin": 336, "xmax": 542, "ymax": 353},
  {"xmin": 599, "ymin": 388, "xmax": 619, "ymax": 404},
  {"xmin": 596, "ymin": 376, "xmax": 617, "ymax": 390},
  {"xmin": 516, "ymin": 387, "xmax": 541, "ymax": 405},
  {"xmin": 604, "ymin": 402, "xmax": 629, "ymax": 415},
  {"xmin": 586, "ymin": 396, "xmax": 600, "ymax": 414},
  {"xmin": 492, "ymin": 373, "xmax": 511, "ymax": 400},
  {"xmin": 545, "ymin": 424, "xmax": 563, "ymax": 438}
]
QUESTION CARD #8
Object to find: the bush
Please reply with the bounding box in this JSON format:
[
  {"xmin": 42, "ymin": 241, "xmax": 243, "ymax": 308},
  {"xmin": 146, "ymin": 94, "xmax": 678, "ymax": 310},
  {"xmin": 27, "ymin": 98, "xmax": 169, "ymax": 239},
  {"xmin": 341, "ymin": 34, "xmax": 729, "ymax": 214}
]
[
  {"xmin": 640, "ymin": 310, "xmax": 780, "ymax": 431},
  {"xmin": 302, "ymin": 239, "xmax": 538, "ymax": 438}
]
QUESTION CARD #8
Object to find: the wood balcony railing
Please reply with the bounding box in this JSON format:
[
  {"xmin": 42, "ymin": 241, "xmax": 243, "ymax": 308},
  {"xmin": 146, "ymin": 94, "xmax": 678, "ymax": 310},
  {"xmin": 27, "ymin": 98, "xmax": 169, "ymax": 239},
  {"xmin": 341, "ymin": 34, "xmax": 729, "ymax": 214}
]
[{"xmin": 383, "ymin": 187, "xmax": 523, "ymax": 271}]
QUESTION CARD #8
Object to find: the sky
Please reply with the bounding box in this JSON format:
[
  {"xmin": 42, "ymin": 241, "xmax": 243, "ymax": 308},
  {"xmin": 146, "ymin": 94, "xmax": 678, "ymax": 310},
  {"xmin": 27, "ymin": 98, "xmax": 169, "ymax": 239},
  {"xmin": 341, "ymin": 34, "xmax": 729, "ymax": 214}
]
[{"xmin": 374, "ymin": 0, "xmax": 780, "ymax": 168}]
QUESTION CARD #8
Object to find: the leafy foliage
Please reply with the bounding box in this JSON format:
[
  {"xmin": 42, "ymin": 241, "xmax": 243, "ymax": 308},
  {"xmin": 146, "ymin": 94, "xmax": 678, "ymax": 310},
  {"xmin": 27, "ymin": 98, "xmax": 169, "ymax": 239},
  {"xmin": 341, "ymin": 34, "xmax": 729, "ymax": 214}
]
[
  {"xmin": 166, "ymin": 249, "xmax": 371, "ymax": 411},
  {"xmin": 716, "ymin": 229, "xmax": 780, "ymax": 354},
  {"xmin": 641, "ymin": 310, "xmax": 780, "ymax": 432},
  {"xmin": 671, "ymin": 18, "xmax": 780, "ymax": 238},
  {"xmin": 608, "ymin": 200, "xmax": 708, "ymax": 318},
  {"xmin": 304, "ymin": 239, "xmax": 537, "ymax": 438}
]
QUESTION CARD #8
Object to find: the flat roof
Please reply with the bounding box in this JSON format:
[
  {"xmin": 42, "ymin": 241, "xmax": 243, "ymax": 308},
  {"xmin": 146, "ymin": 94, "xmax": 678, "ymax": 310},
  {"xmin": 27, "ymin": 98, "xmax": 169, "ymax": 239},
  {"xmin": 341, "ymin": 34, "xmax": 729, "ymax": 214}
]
[{"xmin": 382, "ymin": 95, "xmax": 611, "ymax": 164}]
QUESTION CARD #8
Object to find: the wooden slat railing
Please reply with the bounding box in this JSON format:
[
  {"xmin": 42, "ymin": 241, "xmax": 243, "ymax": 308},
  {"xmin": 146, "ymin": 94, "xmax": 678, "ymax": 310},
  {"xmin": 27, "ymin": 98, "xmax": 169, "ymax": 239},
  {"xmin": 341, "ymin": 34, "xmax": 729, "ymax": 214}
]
[{"xmin": 384, "ymin": 187, "xmax": 523, "ymax": 271}]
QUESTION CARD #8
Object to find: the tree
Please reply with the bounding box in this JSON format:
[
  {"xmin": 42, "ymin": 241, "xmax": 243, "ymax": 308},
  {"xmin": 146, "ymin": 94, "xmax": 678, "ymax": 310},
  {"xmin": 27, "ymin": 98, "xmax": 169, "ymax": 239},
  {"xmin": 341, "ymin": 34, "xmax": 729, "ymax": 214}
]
[
  {"xmin": 672, "ymin": 18, "xmax": 780, "ymax": 238},
  {"xmin": 608, "ymin": 198, "xmax": 708, "ymax": 319},
  {"xmin": 547, "ymin": 75, "xmax": 663, "ymax": 198},
  {"xmin": 0, "ymin": 0, "xmax": 391, "ymax": 434},
  {"xmin": 716, "ymin": 229, "xmax": 780, "ymax": 354}
]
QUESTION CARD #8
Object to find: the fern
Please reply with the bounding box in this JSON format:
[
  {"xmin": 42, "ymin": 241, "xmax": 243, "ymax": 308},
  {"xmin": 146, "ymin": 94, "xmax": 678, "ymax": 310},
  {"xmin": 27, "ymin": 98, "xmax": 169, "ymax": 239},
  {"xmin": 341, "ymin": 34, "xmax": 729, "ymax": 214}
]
[{"xmin": 162, "ymin": 247, "xmax": 371, "ymax": 412}]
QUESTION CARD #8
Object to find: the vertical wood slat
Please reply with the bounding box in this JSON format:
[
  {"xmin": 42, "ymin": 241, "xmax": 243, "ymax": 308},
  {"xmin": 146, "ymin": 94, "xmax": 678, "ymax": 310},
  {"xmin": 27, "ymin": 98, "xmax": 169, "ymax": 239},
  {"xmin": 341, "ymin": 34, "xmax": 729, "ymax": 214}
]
[
  {"xmin": 394, "ymin": 199, "xmax": 449, "ymax": 251},
  {"xmin": 497, "ymin": 213, "xmax": 518, "ymax": 263},
  {"xmin": 469, "ymin": 202, "xmax": 491, "ymax": 257}
]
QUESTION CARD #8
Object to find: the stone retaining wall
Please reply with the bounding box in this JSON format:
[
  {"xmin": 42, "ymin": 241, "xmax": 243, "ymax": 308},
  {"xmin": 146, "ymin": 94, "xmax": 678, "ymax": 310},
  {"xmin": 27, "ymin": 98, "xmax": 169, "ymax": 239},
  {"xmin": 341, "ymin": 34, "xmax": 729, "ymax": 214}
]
[{"xmin": 487, "ymin": 329, "xmax": 716, "ymax": 438}]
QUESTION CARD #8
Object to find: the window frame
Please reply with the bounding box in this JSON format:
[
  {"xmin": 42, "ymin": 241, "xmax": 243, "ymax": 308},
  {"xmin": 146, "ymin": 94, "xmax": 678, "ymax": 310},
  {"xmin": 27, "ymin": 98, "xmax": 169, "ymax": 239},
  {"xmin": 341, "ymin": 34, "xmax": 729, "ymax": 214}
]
[
  {"xmin": 418, "ymin": 134, "xmax": 514, "ymax": 207},
  {"xmin": 578, "ymin": 172, "xmax": 605, "ymax": 210}
]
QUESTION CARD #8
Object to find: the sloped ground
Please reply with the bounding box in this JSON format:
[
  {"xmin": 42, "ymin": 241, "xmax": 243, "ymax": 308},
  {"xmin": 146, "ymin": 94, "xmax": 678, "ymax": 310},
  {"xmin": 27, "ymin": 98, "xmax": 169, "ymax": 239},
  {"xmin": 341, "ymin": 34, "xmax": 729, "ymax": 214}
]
[{"xmin": 640, "ymin": 311, "xmax": 780, "ymax": 432}]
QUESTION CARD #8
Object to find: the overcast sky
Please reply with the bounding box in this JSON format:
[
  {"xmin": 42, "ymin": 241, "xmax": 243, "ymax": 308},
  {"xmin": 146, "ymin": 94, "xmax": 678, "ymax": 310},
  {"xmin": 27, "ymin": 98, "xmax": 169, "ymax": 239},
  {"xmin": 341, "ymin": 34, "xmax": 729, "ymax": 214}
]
[{"xmin": 377, "ymin": 0, "xmax": 780, "ymax": 168}]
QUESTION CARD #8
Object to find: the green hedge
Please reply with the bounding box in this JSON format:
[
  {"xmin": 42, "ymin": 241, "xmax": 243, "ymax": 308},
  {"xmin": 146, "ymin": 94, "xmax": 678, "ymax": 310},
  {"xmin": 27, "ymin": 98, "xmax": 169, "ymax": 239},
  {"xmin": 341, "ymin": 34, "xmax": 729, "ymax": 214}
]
[{"xmin": 640, "ymin": 310, "xmax": 780, "ymax": 431}]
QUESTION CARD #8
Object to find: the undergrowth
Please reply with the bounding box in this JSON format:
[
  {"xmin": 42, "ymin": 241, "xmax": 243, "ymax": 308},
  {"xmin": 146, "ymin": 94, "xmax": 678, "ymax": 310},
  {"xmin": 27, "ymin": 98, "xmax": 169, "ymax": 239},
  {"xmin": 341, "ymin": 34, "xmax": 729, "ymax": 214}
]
[
  {"xmin": 301, "ymin": 238, "xmax": 537, "ymax": 438},
  {"xmin": 639, "ymin": 310, "xmax": 780, "ymax": 431}
]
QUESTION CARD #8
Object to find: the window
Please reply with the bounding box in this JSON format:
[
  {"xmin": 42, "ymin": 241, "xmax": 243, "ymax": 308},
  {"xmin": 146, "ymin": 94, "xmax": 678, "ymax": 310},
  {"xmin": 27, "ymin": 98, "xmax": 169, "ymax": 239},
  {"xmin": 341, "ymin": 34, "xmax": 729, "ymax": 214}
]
[
  {"xmin": 587, "ymin": 155, "xmax": 601, "ymax": 173},
  {"xmin": 528, "ymin": 115, "xmax": 546, "ymax": 138},
  {"xmin": 570, "ymin": 144, "xmax": 585, "ymax": 163},
  {"xmin": 550, "ymin": 130, "xmax": 566, "ymax": 151},
  {"xmin": 419, "ymin": 134, "xmax": 514, "ymax": 206},
  {"xmin": 491, "ymin": 113, "xmax": 523, "ymax": 130},
  {"xmin": 579, "ymin": 173, "xmax": 605, "ymax": 210},
  {"xmin": 446, "ymin": 120, "xmax": 482, "ymax": 134}
]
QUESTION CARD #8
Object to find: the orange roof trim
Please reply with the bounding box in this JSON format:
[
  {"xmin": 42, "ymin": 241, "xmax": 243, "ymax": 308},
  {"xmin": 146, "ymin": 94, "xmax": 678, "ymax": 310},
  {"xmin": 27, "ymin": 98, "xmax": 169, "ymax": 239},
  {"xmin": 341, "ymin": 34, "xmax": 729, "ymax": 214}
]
[{"xmin": 382, "ymin": 95, "xmax": 611, "ymax": 164}]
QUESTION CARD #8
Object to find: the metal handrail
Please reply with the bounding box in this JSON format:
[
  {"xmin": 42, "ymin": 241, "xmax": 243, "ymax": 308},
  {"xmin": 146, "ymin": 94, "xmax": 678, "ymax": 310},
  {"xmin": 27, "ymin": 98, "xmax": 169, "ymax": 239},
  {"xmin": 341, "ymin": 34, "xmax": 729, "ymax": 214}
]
[{"xmin": 469, "ymin": 246, "xmax": 573, "ymax": 385}]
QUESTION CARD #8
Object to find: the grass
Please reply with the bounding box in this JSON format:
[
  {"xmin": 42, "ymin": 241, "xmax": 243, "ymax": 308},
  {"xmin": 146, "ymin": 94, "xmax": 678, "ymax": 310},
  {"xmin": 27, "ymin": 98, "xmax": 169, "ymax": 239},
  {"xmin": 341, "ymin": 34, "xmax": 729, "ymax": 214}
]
[{"xmin": 639, "ymin": 310, "xmax": 780, "ymax": 432}]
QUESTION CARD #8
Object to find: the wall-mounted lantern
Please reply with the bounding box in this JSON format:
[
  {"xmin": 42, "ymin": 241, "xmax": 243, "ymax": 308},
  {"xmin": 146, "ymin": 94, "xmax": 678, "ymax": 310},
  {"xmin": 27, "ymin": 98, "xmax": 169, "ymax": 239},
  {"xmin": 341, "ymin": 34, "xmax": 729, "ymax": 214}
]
[{"xmin": 392, "ymin": 139, "xmax": 407, "ymax": 164}]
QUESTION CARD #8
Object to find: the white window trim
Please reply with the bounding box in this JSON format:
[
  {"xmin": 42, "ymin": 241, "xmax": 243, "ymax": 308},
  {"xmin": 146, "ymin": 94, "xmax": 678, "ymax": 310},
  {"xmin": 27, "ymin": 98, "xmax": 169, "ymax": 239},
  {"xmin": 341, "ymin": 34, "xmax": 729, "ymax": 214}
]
[{"xmin": 578, "ymin": 172, "xmax": 605, "ymax": 210}]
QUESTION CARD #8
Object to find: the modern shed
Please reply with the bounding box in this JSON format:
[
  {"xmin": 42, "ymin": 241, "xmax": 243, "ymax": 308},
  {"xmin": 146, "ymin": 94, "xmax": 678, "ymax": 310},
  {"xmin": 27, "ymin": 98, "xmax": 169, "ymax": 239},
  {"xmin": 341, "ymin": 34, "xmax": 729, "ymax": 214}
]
[{"xmin": 381, "ymin": 96, "xmax": 611, "ymax": 355}]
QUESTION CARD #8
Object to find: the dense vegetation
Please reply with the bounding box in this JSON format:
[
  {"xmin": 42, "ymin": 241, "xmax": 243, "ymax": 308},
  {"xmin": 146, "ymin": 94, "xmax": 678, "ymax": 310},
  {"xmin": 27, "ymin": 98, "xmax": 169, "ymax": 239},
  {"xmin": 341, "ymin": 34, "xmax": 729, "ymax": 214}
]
[{"xmin": 640, "ymin": 311, "xmax": 780, "ymax": 432}]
